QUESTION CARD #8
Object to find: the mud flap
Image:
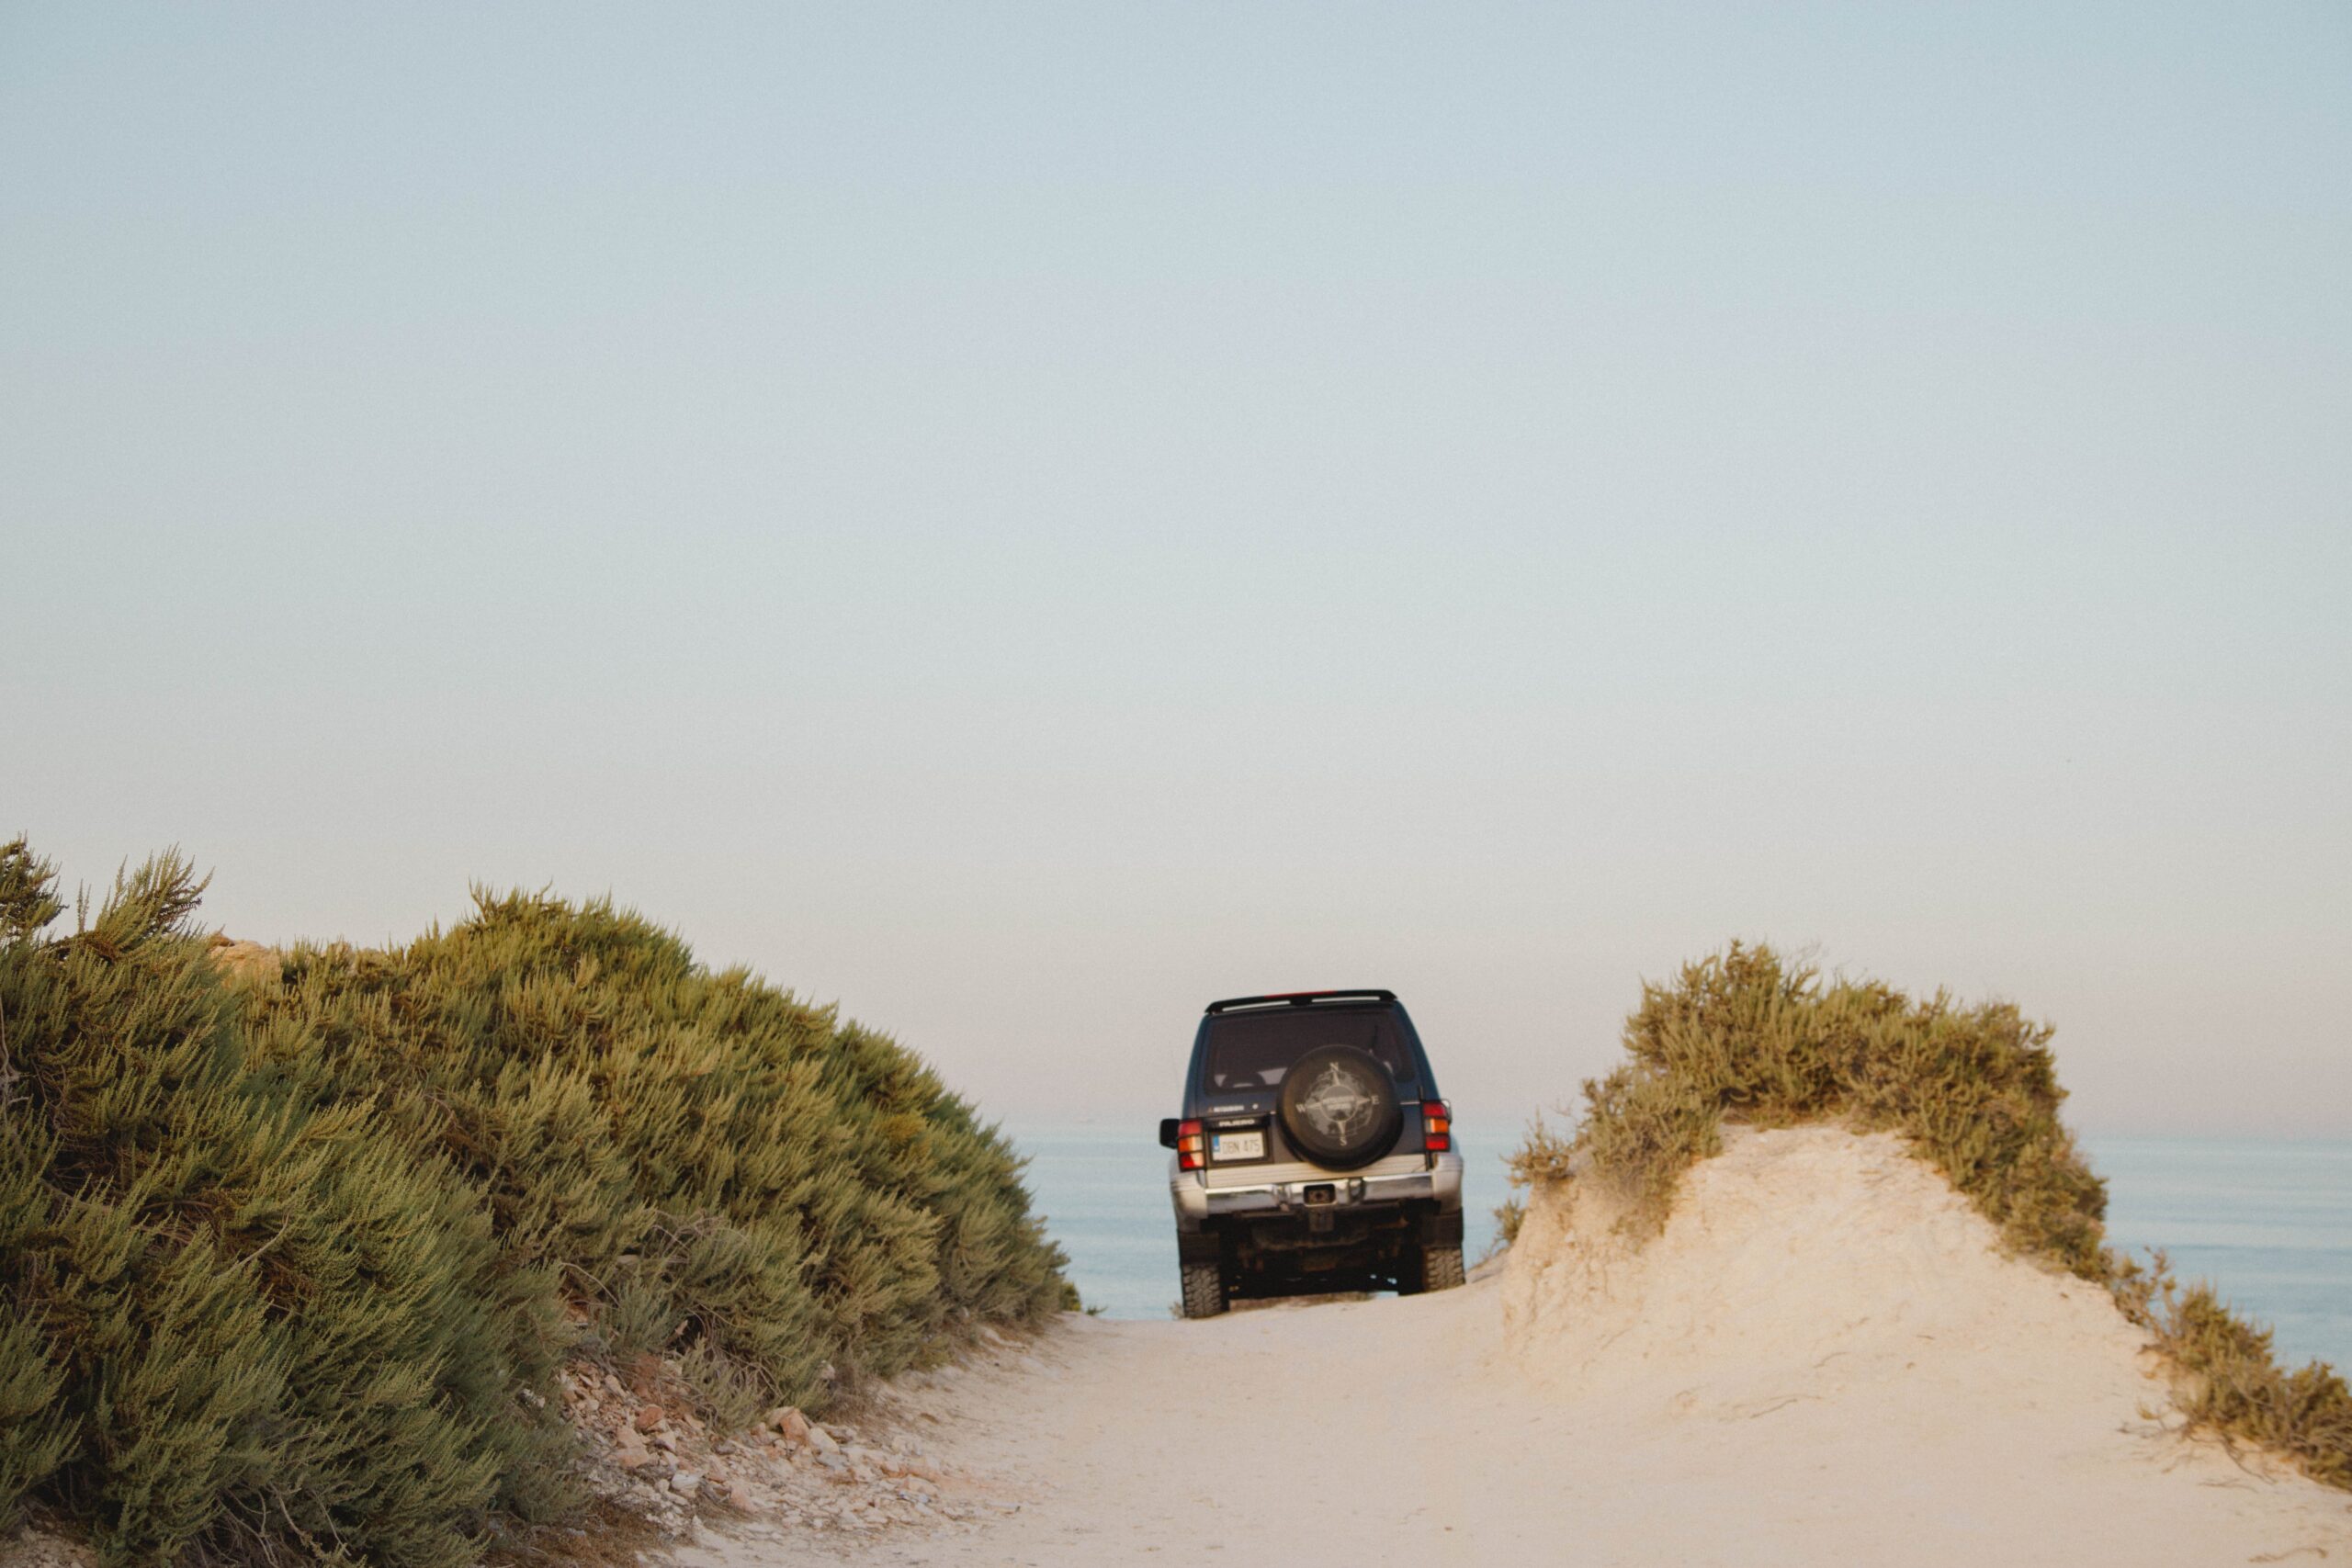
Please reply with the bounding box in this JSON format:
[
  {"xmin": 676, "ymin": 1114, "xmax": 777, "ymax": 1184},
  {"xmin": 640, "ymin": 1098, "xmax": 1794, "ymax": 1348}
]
[
  {"xmin": 1176, "ymin": 1228, "xmax": 1223, "ymax": 1265},
  {"xmin": 1417, "ymin": 1208, "xmax": 1464, "ymax": 1248}
]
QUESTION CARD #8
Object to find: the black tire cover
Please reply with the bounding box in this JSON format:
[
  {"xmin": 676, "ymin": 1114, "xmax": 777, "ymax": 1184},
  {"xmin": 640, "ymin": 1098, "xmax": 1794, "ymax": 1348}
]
[{"xmin": 1277, "ymin": 1044, "xmax": 1402, "ymax": 1170}]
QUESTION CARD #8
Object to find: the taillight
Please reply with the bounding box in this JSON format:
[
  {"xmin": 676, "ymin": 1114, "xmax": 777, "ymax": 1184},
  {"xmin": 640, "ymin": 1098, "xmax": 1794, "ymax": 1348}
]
[
  {"xmin": 1177, "ymin": 1120, "xmax": 1204, "ymax": 1171},
  {"xmin": 1423, "ymin": 1100, "xmax": 1452, "ymax": 1153}
]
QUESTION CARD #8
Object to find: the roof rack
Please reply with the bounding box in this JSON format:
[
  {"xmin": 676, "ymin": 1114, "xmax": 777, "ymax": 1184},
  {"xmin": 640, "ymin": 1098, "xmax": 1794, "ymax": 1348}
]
[{"xmin": 1204, "ymin": 989, "xmax": 1397, "ymax": 1015}]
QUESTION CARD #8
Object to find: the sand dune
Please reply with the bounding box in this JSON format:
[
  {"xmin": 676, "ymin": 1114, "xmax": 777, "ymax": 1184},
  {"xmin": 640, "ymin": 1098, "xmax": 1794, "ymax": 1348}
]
[
  {"xmin": 1509, "ymin": 1125, "xmax": 2174, "ymax": 1418},
  {"xmin": 693, "ymin": 1127, "xmax": 2350, "ymax": 1567}
]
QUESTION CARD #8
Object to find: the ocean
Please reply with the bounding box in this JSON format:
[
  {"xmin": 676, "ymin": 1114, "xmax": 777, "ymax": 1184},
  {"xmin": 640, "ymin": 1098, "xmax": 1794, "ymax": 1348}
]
[{"xmin": 1005, "ymin": 1122, "xmax": 2352, "ymax": 1371}]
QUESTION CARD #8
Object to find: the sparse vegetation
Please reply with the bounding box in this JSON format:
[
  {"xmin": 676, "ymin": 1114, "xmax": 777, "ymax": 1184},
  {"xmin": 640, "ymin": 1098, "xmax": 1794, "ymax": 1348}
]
[
  {"xmin": 1506, "ymin": 941, "xmax": 2352, "ymax": 1492},
  {"xmin": 0, "ymin": 840, "xmax": 1067, "ymax": 1566},
  {"xmin": 2110, "ymin": 1260, "xmax": 2352, "ymax": 1490}
]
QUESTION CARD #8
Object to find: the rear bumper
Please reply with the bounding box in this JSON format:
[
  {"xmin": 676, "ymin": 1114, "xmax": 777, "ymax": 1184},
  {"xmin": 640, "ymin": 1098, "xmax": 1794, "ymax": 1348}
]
[{"xmin": 1170, "ymin": 1149, "xmax": 1464, "ymax": 1225}]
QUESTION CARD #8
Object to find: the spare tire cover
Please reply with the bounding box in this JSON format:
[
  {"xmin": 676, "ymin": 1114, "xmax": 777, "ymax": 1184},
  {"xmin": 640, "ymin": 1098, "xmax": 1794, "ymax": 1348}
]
[{"xmin": 1277, "ymin": 1044, "xmax": 1402, "ymax": 1170}]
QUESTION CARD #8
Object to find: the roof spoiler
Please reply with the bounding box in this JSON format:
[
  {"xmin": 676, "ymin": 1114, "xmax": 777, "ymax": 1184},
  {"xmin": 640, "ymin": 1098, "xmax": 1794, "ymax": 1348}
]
[{"xmin": 1204, "ymin": 989, "xmax": 1397, "ymax": 1015}]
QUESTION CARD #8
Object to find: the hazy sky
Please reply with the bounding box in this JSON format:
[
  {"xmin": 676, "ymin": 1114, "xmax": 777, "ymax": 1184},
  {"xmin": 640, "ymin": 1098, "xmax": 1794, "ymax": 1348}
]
[{"xmin": 6, "ymin": 5, "xmax": 2347, "ymax": 1134}]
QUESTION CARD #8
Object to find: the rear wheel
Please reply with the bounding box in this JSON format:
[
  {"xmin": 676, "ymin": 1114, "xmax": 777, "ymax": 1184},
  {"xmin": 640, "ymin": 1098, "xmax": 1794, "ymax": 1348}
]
[
  {"xmin": 1180, "ymin": 1261, "xmax": 1228, "ymax": 1319},
  {"xmin": 1402, "ymin": 1243, "xmax": 1464, "ymax": 1294}
]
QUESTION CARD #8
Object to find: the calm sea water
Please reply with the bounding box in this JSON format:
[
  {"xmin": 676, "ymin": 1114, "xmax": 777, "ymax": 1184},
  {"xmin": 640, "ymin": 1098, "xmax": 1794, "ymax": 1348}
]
[{"xmin": 1005, "ymin": 1122, "xmax": 2352, "ymax": 1371}]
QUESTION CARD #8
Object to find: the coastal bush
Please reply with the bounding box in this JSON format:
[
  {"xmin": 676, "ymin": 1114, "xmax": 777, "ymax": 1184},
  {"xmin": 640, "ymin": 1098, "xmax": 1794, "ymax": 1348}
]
[
  {"xmin": 0, "ymin": 840, "xmax": 1068, "ymax": 1565},
  {"xmin": 1506, "ymin": 941, "xmax": 2351, "ymax": 1492},
  {"xmin": 2111, "ymin": 1263, "xmax": 2352, "ymax": 1490},
  {"xmin": 254, "ymin": 892, "xmax": 1066, "ymax": 1398},
  {"xmin": 0, "ymin": 842, "xmax": 567, "ymax": 1567}
]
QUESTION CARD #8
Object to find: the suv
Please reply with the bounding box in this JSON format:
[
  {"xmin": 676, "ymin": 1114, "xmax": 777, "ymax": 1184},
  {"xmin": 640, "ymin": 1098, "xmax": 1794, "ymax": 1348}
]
[{"xmin": 1159, "ymin": 989, "xmax": 1465, "ymax": 1318}]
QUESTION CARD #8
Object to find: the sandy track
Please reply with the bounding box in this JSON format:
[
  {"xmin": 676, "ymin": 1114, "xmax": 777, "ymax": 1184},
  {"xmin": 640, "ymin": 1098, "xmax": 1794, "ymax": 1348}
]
[
  {"xmin": 687, "ymin": 1131, "xmax": 2352, "ymax": 1566},
  {"xmin": 681, "ymin": 1285, "xmax": 2347, "ymax": 1566}
]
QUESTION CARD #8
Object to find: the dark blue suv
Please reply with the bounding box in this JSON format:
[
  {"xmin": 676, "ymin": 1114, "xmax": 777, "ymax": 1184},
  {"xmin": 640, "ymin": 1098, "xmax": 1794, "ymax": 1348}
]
[{"xmin": 1158, "ymin": 990, "xmax": 1465, "ymax": 1318}]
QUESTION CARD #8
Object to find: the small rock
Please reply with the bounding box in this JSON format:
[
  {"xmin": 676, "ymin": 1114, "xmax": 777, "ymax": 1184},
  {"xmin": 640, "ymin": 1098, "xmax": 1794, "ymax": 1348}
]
[
  {"xmin": 671, "ymin": 1472, "xmax": 702, "ymax": 1499},
  {"xmin": 767, "ymin": 1405, "xmax": 811, "ymax": 1443},
  {"xmin": 633, "ymin": 1404, "xmax": 664, "ymax": 1433},
  {"xmin": 727, "ymin": 1481, "xmax": 753, "ymax": 1511},
  {"xmin": 805, "ymin": 1425, "xmax": 840, "ymax": 1455}
]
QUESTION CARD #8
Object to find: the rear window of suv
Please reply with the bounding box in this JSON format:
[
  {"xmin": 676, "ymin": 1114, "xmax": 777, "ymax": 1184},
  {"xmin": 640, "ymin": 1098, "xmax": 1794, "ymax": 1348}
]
[{"xmin": 1203, "ymin": 1008, "xmax": 1413, "ymax": 1092}]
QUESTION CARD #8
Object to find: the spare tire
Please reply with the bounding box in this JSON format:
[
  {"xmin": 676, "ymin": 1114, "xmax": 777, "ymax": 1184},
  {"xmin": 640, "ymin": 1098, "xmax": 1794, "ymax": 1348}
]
[{"xmin": 1277, "ymin": 1044, "xmax": 1402, "ymax": 1170}]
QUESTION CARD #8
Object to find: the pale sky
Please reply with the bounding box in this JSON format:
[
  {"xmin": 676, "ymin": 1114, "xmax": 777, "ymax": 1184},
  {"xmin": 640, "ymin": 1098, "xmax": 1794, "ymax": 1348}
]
[{"xmin": 5, "ymin": 5, "xmax": 2347, "ymax": 1135}]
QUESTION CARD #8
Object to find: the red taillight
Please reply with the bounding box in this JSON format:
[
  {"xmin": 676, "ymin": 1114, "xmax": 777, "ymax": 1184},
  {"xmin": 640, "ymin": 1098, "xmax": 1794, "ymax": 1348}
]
[
  {"xmin": 1423, "ymin": 1100, "xmax": 1452, "ymax": 1153},
  {"xmin": 1177, "ymin": 1119, "xmax": 1204, "ymax": 1171}
]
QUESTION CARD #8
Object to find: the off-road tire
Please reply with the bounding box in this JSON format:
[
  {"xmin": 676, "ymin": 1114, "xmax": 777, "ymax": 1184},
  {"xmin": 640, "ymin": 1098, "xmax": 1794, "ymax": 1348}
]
[
  {"xmin": 1402, "ymin": 1243, "xmax": 1464, "ymax": 1294},
  {"xmin": 1180, "ymin": 1262, "xmax": 1228, "ymax": 1319}
]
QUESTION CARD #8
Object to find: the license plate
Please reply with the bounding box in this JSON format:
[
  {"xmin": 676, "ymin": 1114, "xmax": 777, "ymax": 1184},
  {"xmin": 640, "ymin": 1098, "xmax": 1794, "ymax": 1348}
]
[{"xmin": 1212, "ymin": 1130, "xmax": 1263, "ymax": 1161}]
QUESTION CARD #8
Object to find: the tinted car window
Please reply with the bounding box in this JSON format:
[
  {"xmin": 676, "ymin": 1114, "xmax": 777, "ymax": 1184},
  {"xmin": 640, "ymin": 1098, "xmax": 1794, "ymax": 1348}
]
[{"xmin": 1203, "ymin": 1009, "xmax": 1412, "ymax": 1091}]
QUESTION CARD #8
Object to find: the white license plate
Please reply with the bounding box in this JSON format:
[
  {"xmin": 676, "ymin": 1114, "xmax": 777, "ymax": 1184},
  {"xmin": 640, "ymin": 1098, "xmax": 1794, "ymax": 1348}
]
[{"xmin": 1212, "ymin": 1130, "xmax": 1264, "ymax": 1161}]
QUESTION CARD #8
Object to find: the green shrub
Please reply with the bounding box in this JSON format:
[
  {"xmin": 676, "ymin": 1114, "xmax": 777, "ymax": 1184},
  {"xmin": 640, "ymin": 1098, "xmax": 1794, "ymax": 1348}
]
[
  {"xmin": 0, "ymin": 842, "xmax": 569, "ymax": 1566},
  {"xmin": 0, "ymin": 841, "xmax": 1069, "ymax": 1565},
  {"xmin": 1507, "ymin": 940, "xmax": 2352, "ymax": 1492},
  {"xmin": 2109, "ymin": 1259, "xmax": 2352, "ymax": 1491},
  {"xmin": 254, "ymin": 891, "xmax": 1067, "ymax": 1404}
]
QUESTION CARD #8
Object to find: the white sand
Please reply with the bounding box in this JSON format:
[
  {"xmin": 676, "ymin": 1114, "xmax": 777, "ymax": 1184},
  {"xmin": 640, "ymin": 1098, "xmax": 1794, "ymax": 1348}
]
[{"xmin": 688, "ymin": 1127, "xmax": 2351, "ymax": 1566}]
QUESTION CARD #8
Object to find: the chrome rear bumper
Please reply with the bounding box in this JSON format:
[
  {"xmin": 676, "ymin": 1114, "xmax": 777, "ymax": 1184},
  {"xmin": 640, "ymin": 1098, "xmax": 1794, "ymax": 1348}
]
[{"xmin": 1170, "ymin": 1150, "xmax": 1463, "ymax": 1224}]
